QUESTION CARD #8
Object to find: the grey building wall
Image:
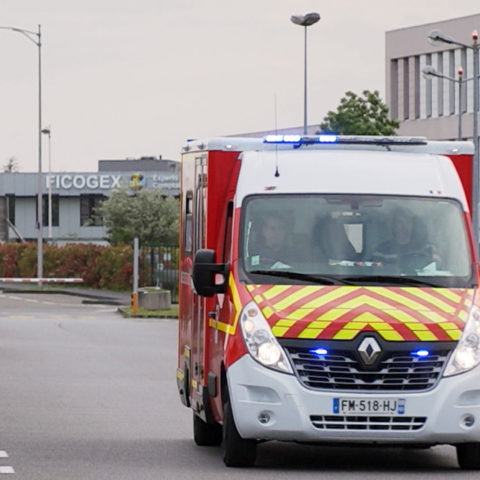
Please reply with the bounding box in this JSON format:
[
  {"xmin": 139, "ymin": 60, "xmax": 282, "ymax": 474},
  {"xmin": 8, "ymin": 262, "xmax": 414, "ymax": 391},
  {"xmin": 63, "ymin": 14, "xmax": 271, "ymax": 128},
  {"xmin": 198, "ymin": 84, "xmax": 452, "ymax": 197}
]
[
  {"xmin": 0, "ymin": 168, "xmax": 179, "ymax": 243},
  {"xmin": 386, "ymin": 13, "xmax": 480, "ymax": 140},
  {"xmin": 98, "ymin": 157, "xmax": 180, "ymax": 174}
]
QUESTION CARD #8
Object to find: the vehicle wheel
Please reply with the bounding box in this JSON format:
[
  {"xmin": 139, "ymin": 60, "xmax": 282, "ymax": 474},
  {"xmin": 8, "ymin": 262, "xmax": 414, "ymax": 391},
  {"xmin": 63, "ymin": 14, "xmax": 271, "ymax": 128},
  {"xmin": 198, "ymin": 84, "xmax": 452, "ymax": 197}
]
[
  {"xmin": 222, "ymin": 400, "xmax": 256, "ymax": 467},
  {"xmin": 457, "ymin": 443, "xmax": 480, "ymax": 469},
  {"xmin": 193, "ymin": 413, "xmax": 222, "ymax": 446}
]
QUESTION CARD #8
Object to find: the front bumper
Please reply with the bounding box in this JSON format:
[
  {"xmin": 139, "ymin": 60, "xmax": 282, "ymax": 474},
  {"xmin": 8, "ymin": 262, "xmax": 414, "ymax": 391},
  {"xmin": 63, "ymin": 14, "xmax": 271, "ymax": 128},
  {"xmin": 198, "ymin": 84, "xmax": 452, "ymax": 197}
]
[{"xmin": 227, "ymin": 354, "xmax": 480, "ymax": 445}]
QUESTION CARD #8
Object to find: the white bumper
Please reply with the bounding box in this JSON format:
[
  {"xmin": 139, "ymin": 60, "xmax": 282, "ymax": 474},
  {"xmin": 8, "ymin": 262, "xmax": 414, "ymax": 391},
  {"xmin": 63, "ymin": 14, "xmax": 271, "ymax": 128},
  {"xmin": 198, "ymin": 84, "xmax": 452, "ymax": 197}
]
[{"xmin": 227, "ymin": 354, "xmax": 480, "ymax": 445}]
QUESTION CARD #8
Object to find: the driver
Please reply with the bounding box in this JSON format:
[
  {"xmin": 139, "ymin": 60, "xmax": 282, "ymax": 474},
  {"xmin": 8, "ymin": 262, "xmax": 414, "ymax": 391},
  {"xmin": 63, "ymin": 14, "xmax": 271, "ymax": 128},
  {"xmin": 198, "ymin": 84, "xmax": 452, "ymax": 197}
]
[{"xmin": 250, "ymin": 214, "xmax": 295, "ymax": 268}]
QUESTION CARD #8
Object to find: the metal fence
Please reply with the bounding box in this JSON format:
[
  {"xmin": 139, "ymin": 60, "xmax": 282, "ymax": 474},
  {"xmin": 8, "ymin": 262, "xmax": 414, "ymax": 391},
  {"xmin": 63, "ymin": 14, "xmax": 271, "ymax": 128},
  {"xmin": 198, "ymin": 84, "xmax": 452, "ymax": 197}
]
[{"xmin": 141, "ymin": 244, "xmax": 179, "ymax": 303}]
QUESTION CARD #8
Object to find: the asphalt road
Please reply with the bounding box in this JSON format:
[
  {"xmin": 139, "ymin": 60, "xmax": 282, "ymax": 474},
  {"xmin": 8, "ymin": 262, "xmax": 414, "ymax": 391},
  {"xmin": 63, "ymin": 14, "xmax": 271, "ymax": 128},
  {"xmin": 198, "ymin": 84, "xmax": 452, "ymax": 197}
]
[{"xmin": 0, "ymin": 291, "xmax": 477, "ymax": 479}]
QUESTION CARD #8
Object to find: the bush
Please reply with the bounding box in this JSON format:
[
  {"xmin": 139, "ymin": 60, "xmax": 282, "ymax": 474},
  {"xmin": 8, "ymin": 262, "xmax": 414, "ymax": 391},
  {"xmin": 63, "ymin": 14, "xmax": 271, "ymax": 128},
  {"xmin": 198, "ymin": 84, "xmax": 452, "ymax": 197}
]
[{"xmin": 0, "ymin": 242, "xmax": 154, "ymax": 291}]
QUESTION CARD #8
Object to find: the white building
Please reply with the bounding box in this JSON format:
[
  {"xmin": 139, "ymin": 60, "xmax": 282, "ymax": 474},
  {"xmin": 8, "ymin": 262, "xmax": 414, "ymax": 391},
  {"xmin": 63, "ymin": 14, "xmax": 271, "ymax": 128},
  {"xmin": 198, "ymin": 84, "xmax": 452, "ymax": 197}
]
[{"xmin": 386, "ymin": 13, "xmax": 480, "ymax": 141}]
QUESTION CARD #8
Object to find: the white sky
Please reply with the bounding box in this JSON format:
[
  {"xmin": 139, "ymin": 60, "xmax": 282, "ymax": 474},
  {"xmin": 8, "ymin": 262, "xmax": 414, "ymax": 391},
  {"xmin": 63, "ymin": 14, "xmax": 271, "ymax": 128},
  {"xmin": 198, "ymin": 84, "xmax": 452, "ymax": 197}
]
[{"xmin": 0, "ymin": 0, "xmax": 479, "ymax": 172}]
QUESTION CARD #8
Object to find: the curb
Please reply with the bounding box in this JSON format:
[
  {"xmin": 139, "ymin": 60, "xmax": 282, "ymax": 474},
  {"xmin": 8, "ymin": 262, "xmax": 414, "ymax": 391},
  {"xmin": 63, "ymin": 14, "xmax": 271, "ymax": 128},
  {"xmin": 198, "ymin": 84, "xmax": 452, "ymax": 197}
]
[
  {"xmin": 117, "ymin": 306, "xmax": 178, "ymax": 319},
  {"xmin": 0, "ymin": 287, "xmax": 128, "ymax": 306}
]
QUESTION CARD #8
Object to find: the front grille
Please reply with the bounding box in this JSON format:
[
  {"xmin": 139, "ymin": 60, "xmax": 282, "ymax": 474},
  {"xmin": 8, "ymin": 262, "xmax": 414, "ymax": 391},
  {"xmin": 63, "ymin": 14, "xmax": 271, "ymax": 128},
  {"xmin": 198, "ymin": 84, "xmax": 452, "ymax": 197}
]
[
  {"xmin": 310, "ymin": 415, "xmax": 426, "ymax": 431},
  {"xmin": 283, "ymin": 345, "xmax": 452, "ymax": 391}
]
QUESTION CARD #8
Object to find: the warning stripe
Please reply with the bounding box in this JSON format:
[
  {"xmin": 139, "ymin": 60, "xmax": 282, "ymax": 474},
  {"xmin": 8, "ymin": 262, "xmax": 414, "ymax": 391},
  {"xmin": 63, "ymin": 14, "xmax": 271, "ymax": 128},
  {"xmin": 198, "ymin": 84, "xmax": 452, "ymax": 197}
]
[
  {"xmin": 209, "ymin": 275, "xmax": 242, "ymax": 336},
  {"xmin": 247, "ymin": 284, "xmax": 474, "ymax": 342}
]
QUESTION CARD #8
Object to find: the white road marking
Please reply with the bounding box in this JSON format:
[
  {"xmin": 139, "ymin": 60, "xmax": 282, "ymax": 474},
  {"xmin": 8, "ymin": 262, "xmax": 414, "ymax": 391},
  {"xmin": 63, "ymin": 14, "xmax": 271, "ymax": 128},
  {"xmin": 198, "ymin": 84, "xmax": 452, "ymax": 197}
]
[
  {"xmin": 0, "ymin": 451, "xmax": 7, "ymax": 458},
  {"xmin": 0, "ymin": 466, "xmax": 14, "ymax": 474}
]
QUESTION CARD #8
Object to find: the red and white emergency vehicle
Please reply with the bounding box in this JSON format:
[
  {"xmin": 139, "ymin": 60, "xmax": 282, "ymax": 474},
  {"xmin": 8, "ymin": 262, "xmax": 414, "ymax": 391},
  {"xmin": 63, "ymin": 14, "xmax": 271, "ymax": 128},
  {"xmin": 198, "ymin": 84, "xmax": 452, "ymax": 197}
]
[{"xmin": 176, "ymin": 134, "xmax": 480, "ymax": 469}]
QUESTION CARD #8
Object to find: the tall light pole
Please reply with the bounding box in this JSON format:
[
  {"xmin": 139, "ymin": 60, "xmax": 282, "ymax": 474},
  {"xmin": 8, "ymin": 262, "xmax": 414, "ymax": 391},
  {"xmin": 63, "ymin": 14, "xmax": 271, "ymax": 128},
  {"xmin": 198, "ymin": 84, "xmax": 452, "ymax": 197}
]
[
  {"xmin": 0, "ymin": 24, "xmax": 43, "ymax": 278},
  {"xmin": 422, "ymin": 65, "xmax": 465, "ymax": 140},
  {"xmin": 428, "ymin": 29, "xmax": 479, "ymax": 249},
  {"xmin": 290, "ymin": 12, "xmax": 320, "ymax": 134},
  {"xmin": 41, "ymin": 127, "xmax": 52, "ymax": 239}
]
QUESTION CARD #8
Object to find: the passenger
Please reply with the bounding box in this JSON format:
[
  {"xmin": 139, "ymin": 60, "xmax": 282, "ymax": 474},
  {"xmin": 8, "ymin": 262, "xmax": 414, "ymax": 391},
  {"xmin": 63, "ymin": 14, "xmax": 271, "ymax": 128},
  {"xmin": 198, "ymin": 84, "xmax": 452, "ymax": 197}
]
[
  {"xmin": 372, "ymin": 208, "xmax": 436, "ymax": 269},
  {"xmin": 250, "ymin": 214, "xmax": 295, "ymax": 268}
]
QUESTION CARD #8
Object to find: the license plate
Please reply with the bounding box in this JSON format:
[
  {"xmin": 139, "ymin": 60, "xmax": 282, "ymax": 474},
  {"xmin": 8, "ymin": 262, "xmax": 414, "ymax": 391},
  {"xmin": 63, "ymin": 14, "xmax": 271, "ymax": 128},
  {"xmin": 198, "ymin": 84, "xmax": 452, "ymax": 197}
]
[{"xmin": 333, "ymin": 398, "xmax": 405, "ymax": 415}]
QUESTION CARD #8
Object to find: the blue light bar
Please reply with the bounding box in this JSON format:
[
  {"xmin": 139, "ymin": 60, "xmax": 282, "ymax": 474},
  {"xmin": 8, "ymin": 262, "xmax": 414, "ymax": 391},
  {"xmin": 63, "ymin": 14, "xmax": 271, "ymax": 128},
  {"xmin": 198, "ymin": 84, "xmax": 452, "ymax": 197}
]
[
  {"xmin": 263, "ymin": 134, "xmax": 427, "ymax": 146},
  {"xmin": 311, "ymin": 347, "xmax": 328, "ymax": 356},
  {"xmin": 412, "ymin": 349, "xmax": 430, "ymax": 357},
  {"xmin": 263, "ymin": 134, "xmax": 337, "ymax": 144}
]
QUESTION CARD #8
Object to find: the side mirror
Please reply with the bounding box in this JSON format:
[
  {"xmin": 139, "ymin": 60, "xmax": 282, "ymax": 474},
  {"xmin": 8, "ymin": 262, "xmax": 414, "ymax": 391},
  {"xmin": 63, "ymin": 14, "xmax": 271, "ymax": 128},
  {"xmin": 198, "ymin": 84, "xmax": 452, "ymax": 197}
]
[{"xmin": 192, "ymin": 249, "xmax": 228, "ymax": 297}]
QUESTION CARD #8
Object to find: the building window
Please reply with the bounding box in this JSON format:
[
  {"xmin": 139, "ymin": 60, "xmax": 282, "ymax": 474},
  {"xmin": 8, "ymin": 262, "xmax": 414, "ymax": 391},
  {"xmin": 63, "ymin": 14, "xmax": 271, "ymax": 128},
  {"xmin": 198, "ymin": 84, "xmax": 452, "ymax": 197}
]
[
  {"xmin": 403, "ymin": 57, "xmax": 410, "ymax": 120},
  {"xmin": 35, "ymin": 195, "xmax": 60, "ymax": 227},
  {"xmin": 390, "ymin": 59, "xmax": 399, "ymax": 119},
  {"xmin": 6, "ymin": 195, "xmax": 15, "ymax": 224},
  {"xmin": 80, "ymin": 194, "xmax": 105, "ymax": 226},
  {"xmin": 414, "ymin": 55, "xmax": 420, "ymax": 119},
  {"xmin": 42, "ymin": 195, "xmax": 59, "ymax": 227},
  {"xmin": 425, "ymin": 53, "xmax": 432, "ymax": 118}
]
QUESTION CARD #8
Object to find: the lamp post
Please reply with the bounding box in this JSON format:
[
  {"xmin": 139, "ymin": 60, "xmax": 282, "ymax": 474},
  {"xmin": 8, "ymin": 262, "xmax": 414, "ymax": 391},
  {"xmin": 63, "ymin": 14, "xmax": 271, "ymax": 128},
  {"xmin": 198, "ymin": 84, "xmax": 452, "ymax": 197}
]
[
  {"xmin": 290, "ymin": 12, "xmax": 320, "ymax": 135},
  {"xmin": 41, "ymin": 127, "xmax": 52, "ymax": 239},
  {"xmin": 428, "ymin": 29, "xmax": 479, "ymax": 249},
  {"xmin": 0, "ymin": 24, "xmax": 43, "ymax": 278},
  {"xmin": 422, "ymin": 65, "xmax": 465, "ymax": 140}
]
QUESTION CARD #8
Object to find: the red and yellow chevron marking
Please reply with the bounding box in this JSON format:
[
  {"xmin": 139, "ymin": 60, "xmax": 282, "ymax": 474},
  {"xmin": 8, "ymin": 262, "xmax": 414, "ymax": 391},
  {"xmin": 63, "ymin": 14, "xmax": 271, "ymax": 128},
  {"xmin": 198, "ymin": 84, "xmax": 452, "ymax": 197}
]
[{"xmin": 246, "ymin": 285, "xmax": 475, "ymax": 342}]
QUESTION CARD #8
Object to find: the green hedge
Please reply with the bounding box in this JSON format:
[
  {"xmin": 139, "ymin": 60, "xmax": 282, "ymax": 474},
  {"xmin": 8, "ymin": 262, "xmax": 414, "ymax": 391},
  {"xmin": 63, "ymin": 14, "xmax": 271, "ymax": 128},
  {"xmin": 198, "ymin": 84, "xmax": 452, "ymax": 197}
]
[{"xmin": 0, "ymin": 243, "xmax": 147, "ymax": 291}]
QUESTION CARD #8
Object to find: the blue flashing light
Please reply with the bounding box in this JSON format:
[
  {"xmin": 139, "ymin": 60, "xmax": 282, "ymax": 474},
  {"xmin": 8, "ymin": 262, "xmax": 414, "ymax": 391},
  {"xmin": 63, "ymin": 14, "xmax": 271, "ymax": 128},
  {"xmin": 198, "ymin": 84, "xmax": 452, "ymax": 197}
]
[
  {"xmin": 412, "ymin": 349, "xmax": 430, "ymax": 358},
  {"xmin": 283, "ymin": 134, "xmax": 302, "ymax": 143},
  {"xmin": 264, "ymin": 134, "xmax": 284, "ymax": 143},
  {"xmin": 318, "ymin": 134, "xmax": 338, "ymax": 143},
  {"xmin": 311, "ymin": 347, "xmax": 328, "ymax": 356}
]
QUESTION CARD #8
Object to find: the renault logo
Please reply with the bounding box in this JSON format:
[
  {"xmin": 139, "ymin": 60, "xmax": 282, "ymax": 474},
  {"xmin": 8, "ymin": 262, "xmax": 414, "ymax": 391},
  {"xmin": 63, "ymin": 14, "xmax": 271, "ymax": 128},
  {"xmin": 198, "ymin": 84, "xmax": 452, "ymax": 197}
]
[{"xmin": 358, "ymin": 337, "xmax": 382, "ymax": 365}]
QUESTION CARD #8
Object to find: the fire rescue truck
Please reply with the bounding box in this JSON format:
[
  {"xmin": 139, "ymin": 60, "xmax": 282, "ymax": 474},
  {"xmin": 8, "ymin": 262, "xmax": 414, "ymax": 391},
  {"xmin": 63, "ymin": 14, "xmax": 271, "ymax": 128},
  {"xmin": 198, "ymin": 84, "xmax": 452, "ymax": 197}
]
[{"xmin": 176, "ymin": 134, "xmax": 480, "ymax": 469}]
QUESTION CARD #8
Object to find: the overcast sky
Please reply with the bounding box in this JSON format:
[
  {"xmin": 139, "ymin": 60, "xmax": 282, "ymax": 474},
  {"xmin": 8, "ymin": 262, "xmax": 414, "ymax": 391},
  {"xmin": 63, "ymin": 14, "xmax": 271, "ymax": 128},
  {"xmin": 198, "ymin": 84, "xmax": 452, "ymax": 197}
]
[{"xmin": 0, "ymin": 1, "xmax": 479, "ymax": 172}]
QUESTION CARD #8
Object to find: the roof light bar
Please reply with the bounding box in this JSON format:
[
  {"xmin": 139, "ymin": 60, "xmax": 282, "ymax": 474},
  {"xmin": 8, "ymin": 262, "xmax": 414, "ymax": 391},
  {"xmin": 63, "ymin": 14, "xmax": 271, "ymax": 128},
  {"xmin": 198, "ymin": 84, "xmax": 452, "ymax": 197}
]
[{"xmin": 263, "ymin": 135, "xmax": 428, "ymax": 146}]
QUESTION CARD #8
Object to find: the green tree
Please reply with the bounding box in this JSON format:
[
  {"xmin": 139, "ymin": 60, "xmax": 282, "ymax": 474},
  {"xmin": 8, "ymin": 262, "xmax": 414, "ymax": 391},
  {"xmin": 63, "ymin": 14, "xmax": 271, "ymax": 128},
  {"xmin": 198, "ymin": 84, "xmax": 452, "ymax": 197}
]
[
  {"xmin": 97, "ymin": 187, "xmax": 179, "ymax": 246},
  {"xmin": 3, "ymin": 157, "xmax": 19, "ymax": 172},
  {"xmin": 320, "ymin": 90, "xmax": 399, "ymax": 135}
]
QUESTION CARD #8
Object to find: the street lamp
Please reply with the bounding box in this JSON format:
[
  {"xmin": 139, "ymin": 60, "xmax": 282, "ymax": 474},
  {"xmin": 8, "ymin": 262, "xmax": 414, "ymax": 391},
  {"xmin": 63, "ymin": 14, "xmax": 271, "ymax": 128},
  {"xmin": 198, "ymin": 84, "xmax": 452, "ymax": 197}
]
[
  {"xmin": 290, "ymin": 12, "xmax": 320, "ymax": 134},
  {"xmin": 422, "ymin": 64, "xmax": 465, "ymax": 140},
  {"xmin": 428, "ymin": 29, "xmax": 479, "ymax": 248},
  {"xmin": 41, "ymin": 127, "xmax": 52, "ymax": 239},
  {"xmin": 0, "ymin": 24, "xmax": 43, "ymax": 279}
]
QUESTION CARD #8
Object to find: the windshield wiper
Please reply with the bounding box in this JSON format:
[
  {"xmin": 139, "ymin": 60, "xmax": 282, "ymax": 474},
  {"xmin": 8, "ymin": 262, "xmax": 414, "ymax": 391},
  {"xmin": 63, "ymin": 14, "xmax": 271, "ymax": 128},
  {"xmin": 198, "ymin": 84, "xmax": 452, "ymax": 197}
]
[
  {"xmin": 249, "ymin": 270, "xmax": 350, "ymax": 285},
  {"xmin": 339, "ymin": 275, "xmax": 441, "ymax": 287}
]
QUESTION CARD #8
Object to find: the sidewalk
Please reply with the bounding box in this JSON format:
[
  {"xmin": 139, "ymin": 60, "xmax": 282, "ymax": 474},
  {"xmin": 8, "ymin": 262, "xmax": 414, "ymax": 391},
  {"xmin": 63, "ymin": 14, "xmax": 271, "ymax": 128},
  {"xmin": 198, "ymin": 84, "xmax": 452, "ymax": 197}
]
[{"xmin": 0, "ymin": 283, "xmax": 131, "ymax": 306}]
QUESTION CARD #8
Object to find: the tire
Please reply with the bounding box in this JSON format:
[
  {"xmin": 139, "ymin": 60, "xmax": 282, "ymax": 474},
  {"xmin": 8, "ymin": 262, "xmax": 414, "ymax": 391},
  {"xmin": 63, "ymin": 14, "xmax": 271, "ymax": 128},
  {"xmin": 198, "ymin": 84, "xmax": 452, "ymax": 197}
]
[
  {"xmin": 457, "ymin": 443, "xmax": 480, "ymax": 469},
  {"xmin": 222, "ymin": 400, "xmax": 256, "ymax": 467},
  {"xmin": 193, "ymin": 413, "xmax": 222, "ymax": 446}
]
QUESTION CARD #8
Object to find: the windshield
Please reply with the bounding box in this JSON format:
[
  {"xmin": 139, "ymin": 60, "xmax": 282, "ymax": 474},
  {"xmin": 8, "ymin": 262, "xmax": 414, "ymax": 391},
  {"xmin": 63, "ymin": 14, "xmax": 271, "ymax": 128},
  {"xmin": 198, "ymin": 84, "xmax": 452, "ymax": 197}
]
[{"xmin": 240, "ymin": 194, "xmax": 474, "ymax": 288}]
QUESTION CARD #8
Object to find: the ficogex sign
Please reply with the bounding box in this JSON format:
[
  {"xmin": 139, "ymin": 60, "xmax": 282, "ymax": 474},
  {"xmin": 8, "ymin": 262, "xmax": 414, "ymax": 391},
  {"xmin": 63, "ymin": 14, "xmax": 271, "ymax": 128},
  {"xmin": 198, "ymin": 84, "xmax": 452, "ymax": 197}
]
[{"xmin": 46, "ymin": 174, "xmax": 122, "ymax": 191}]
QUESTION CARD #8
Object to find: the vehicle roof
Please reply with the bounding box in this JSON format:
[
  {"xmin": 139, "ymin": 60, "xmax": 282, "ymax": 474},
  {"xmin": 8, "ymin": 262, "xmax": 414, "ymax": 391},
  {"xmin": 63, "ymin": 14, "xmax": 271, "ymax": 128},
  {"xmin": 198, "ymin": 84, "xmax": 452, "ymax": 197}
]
[
  {"xmin": 234, "ymin": 149, "xmax": 469, "ymax": 211},
  {"xmin": 183, "ymin": 135, "xmax": 474, "ymax": 156}
]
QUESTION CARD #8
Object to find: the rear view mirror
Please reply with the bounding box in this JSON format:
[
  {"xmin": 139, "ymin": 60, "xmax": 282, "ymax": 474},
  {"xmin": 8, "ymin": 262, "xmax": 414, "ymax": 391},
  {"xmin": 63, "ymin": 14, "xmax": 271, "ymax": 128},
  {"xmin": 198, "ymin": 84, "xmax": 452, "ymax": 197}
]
[{"xmin": 193, "ymin": 249, "xmax": 228, "ymax": 297}]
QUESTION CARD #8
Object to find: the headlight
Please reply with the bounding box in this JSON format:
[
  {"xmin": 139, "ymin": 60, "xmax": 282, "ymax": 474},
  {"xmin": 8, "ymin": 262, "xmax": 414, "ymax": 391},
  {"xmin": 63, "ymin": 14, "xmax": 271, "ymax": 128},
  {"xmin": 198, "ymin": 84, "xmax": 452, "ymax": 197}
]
[
  {"xmin": 444, "ymin": 306, "xmax": 480, "ymax": 376},
  {"xmin": 240, "ymin": 302, "xmax": 293, "ymax": 374}
]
